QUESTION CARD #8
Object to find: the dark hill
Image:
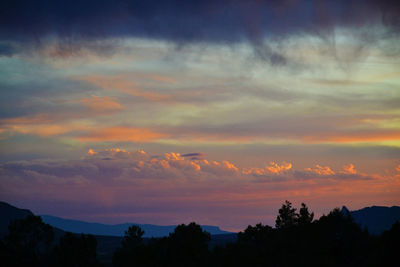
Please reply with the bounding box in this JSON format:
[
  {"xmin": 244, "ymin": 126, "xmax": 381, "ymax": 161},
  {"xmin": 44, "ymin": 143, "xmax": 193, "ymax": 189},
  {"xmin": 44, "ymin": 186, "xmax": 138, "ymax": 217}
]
[
  {"xmin": 0, "ymin": 201, "xmax": 33, "ymax": 237},
  {"xmin": 349, "ymin": 206, "xmax": 400, "ymax": 235}
]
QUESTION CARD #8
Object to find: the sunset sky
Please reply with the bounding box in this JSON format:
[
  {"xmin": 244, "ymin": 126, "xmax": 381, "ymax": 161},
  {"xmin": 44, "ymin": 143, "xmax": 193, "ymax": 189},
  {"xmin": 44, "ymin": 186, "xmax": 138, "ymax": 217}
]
[{"xmin": 1, "ymin": 0, "xmax": 400, "ymax": 231}]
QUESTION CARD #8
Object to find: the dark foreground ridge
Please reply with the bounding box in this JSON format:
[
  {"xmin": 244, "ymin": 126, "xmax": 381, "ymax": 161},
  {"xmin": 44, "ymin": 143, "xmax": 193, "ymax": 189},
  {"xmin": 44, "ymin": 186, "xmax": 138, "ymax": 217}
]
[
  {"xmin": 349, "ymin": 205, "xmax": 400, "ymax": 235},
  {"xmin": 1, "ymin": 200, "xmax": 399, "ymax": 266},
  {"xmin": 0, "ymin": 201, "xmax": 33, "ymax": 237}
]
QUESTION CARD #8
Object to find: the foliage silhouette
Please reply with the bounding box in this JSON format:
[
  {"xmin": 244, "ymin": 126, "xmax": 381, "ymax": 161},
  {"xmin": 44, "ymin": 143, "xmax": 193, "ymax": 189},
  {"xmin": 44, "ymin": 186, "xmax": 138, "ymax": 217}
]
[
  {"xmin": 298, "ymin": 202, "xmax": 314, "ymax": 225},
  {"xmin": 379, "ymin": 221, "xmax": 400, "ymax": 266},
  {"xmin": 209, "ymin": 201, "xmax": 391, "ymax": 267},
  {"xmin": 113, "ymin": 225, "xmax": 147, "ymax": 267},
  {"xmin": 167, "ymin": 222, "xmax": 211, "ymax": 267},
  {"xmin": 113, "ymin": 222, "xmax": 211, "ymax": 267},
  {"xmin": 51, "ymin": 232, "xmax": 100, "ymax": 267},
  {"xmin": 1, "ymin": 202, "xmax": 399, "ymax": 266},
  {"xmin": 121, "ymin": 225, "xmax": 144, "ymax": 248},
  {"xmin": 2, "ymin": 215, "xmax": 54, "ymax": 266},
  {"xmin": 275, "ymin": 200, "xmax": 298, "ymax": 229}
]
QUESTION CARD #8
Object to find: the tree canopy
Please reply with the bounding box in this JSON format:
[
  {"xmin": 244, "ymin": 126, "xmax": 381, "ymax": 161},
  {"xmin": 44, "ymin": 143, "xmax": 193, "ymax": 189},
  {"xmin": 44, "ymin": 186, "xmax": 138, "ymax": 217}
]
[{"xmin": 1, "ymin": 201, "xmax": 399, "ymax": 266}]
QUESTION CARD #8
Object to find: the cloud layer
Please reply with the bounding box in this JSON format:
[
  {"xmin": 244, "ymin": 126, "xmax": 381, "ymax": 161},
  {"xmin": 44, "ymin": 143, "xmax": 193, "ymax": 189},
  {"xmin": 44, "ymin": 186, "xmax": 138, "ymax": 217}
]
[
  {"xmin": 1, "ymin": 148, "xmax": 398, "ymax": 230},
  {"xmin": 1, "ymin": 0, "xmax": 399, "ymax": 60}
]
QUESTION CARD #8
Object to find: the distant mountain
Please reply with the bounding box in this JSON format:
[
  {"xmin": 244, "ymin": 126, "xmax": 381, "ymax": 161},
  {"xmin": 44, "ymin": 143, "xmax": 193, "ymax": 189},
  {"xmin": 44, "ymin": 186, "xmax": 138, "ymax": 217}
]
[
  {"xmin": 349, "ymin": 206, "xmax": 400, "ymax": 235},
  {"xmin": 0, "ymin": 201, "xmax": 235, "ymax": 264},
  {"xmin": 40, "ymin": 214, "xmax": 232, "ymax": 237},
  {"xmin": 0, "ymin": 201, "xmax": 33, "ymax": 237}
]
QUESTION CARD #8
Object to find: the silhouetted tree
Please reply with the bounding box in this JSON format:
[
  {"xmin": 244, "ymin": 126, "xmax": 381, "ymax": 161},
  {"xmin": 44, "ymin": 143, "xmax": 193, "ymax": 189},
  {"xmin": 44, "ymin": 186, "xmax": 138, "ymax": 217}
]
[
  {"xmin": 298, "ymin": 203, "xmax": 314, "ymax": 225},
  {"xmin": 113, "ymin": 225, "xmax": 147, "ymax": 267},
  {"xmin": 310, "ymin": 207, "xmax": 370, "ymax": 266},
  {"xmin": 2, "ymin": 215, "xmax": 54, "ymax": 266},
  {"xmin": 238, "ymin": 223, "xmax": 273, "ymax": 244},
  {"xmin": 167, "ymin": 222, "xmax": 211, "ymax": 267},
  {"xmin": 379, "ymin": 221, "xmax": 400, "ymax": 266},
  {"xmin": 51, "ymin": 232, "xmax": 100, "ymax": 267},
  {"xmin": 121, "ymin": 225, "xmax": 144, "ymax": 249},
  {"xmin": 275, "ymin": 200, "xmax": 298, "ymax": 229},
  {"xmin": 107, "ymin": 202, "xmax": 391, "ymax": 267}
]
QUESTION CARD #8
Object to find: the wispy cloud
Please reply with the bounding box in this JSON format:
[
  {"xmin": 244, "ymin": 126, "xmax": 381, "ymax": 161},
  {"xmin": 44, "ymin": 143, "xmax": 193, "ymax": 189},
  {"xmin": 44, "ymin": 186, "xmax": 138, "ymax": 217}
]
[
  {"xmin": 79, "ymin": 95, "xmax": 122, "ymax": 113},
  {"xmin": 77, "ymin": 74, "xmax": 171, "ymax": 102},
  {"xmin": 77, "ymin": 126, "xmax": 165, "ymax": 143}
]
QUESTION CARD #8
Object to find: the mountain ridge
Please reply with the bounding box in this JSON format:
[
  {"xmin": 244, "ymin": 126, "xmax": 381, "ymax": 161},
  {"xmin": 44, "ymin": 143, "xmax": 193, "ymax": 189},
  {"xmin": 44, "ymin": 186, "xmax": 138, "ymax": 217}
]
[
  {"xmin": 0, "ymin": 201, "xmax": 33, "ymax": 237},
  {"xmin": 40, "ymin": 214, "xmax": 232, "ymax": 237},
  {"xmin": 349, "ymin": 205, "xmax": 400, "ymax": 235}
]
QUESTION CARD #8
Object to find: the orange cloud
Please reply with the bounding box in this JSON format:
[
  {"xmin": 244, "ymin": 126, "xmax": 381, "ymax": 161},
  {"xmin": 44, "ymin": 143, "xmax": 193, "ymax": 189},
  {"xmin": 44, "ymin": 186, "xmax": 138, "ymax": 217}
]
[
  {"xmin": 79, "ymin": 95, "xmax": 122, "ymax": 112},
  {"xmin": 396, "ymin": 165, "xmax": 400, "ymax": 172},
  {"xmin": 11, "ymin": 124, "xmax": 73, "ymax": 137},
  {"xmin": 180, "ymin": 128, "xmax": 400, "ymax": 144},
  {"xmin": 266, "ymin": 161, "xmax": 292, "ymax": 174},
  {"xmin": 0, "ymin": 113, "xmax": 88, "ymax": 137},
  {"xmin": 222, "ymin": 160, "xmax": 239, "ymax": 172},
  {"xmin": 0, "ymin": 114, "xmax": 53, "ymax": 125},
  {"xmin": 242, "ymin": 161, "xmax": 292, "ymax": 176},
  {"xmin": 305, "ymin": 164, "xmax": 335, "ymax": 175},
  {"xmin": 87, "ymin": 149, "xmax": 97, "ymax": 155},
  {"xmin": 164, "ymin": 152, "xmax": 183, "ymax": 160},
  {"xmin": 340, "ymin": 163, "xmax": 357, "ymax": 175},
  {"xmin": 303, "ymin": 131, "xmax": 400, "ymax": 143},
  {"xmin": 77, "ymin": 74, "xmax": 170, "ymax": 102},
  {"xmin": 0, "ymin": 119, "xmax": 87, "ymax": 137},
  {"xmin": 78, "ymin": 126, "xmax": 165, "ymax": 142}
]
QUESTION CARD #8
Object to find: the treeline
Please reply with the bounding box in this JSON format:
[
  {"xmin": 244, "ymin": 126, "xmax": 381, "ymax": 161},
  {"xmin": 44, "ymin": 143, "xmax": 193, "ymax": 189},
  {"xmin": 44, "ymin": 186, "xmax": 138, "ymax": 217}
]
[
  {"xmin": 1, "ymin": 201, "xmax": 399, "ymax": 266},
  {"xmin": 0, "ymin": 215, "xmax": 101, "ymax": 266}
]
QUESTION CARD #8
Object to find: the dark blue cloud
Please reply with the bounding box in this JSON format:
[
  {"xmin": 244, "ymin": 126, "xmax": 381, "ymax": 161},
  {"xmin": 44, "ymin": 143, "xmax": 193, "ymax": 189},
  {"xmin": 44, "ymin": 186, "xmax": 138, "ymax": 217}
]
[
  {"xmin": 0, "ymin": 0, "xmax": 399, "ymax": 61},
  {"xmin": 181, "ymin": 153, "xmax": 204, "ymax": 157},
  {"xmin": 181, "ymin": 153, "xmax": 204, "ymax": 160},
  {"xmin": 1, "ymin": 0, "xmax": 399, "ymax": 41},
  {"xmin": 0, "ymin": 43, "xmax": 16, "ymax": 56}
]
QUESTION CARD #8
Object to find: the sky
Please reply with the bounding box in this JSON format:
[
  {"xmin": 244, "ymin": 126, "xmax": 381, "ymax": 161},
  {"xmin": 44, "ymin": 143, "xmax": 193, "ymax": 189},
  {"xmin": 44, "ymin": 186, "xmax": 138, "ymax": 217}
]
[{"xmin": 0, "ymin": 0, "xmax": 400, "ymax": 232}]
